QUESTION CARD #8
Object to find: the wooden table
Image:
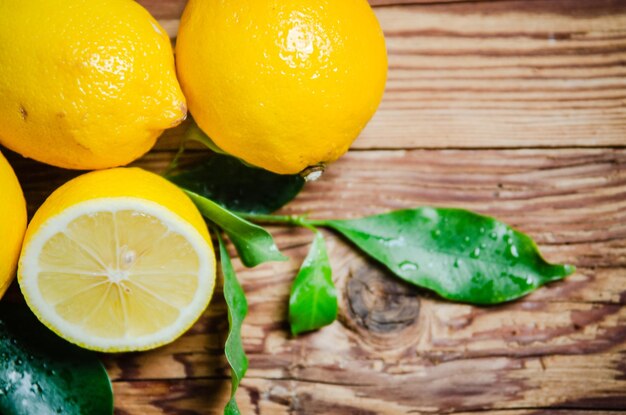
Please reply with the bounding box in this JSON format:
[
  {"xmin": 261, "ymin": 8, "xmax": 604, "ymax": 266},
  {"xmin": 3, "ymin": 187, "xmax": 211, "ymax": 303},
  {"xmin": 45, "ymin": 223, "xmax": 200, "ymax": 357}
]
[{"xmin": 10, "ymin": 0, "xmax": 626, "ymax": 413}]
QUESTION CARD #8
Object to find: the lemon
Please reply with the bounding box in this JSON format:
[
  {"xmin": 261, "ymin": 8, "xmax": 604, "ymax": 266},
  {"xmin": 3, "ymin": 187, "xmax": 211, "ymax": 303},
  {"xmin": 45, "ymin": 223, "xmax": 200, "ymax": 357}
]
[
  {"xmin": 18, "ymin": 168, "xmax": 215, "ymax": 352},
  {"xmin": 0, "ymin": 0, "xmax": 186, "ymax": 170},
  {"xmin": 0, "ymin": 151, "xmax": 27, "ymax": 298},
  {"xmin": 176, "ymin": 0, "xmax": 387, "ymax": 175}
]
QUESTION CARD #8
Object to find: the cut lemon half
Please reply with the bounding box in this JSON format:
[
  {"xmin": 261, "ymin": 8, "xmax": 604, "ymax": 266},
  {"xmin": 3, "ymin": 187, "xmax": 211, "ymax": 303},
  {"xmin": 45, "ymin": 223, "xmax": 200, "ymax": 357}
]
[{"xmin": 18, "ymin": 168, "xmax": 216, "ymax": 352}]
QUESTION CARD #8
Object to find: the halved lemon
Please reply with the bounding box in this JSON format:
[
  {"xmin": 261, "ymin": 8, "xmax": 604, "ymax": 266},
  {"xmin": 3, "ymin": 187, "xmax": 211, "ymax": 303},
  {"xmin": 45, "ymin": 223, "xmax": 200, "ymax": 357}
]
[{"xmin": 18, "ymin": 168, "xmax": 215, "ymax": 352}]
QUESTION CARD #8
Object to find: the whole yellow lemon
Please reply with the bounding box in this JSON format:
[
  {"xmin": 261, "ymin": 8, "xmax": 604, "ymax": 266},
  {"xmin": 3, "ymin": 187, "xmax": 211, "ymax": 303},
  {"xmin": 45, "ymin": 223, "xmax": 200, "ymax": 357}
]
[
  {"xmin": 0, "ymin": 0, "xmax": 186, "ymax": 170},
  {"xmin": 176, "ymin": 0, "xmax": 387, "ymax": 175},
  {"xmin": 0, "ymin": 151, "xmax": 27, "ymax": 298}
]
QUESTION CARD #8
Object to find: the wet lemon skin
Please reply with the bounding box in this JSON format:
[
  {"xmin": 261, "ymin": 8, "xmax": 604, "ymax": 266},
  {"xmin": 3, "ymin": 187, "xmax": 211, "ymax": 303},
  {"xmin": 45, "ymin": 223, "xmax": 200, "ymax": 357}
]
[
  {"xmin": 176, "ymin": 0, "xmax": 387, "ymax": 174},
  {"xmin": 0, "ymin": 151, "xmax": 27, "ymax": 298},
  {"xmin": 0, "ymin": 0, "xmax": 186, "ymax": 170}
]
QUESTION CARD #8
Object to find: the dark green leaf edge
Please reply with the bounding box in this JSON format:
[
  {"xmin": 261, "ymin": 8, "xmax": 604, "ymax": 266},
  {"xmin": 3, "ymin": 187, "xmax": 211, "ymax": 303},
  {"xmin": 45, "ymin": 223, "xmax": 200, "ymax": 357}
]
[
  {"xmin": 167, "ymin": 154, "xmax": 305, "ymax": 215},
  {"xmin": 216, "ymin": 232, "xmax": 249, "ymax": 415}
]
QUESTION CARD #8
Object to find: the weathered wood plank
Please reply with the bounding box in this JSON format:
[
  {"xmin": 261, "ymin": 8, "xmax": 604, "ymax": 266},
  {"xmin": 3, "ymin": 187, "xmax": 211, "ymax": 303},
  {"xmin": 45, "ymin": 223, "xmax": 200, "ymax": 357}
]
[
  {"xmin": 26, "ymin": 147, "xmax": 615, "ymax": 390},
  {"xmin": 11, "ymin": 147, "xmax": 626, "ymax": 270},
  {"xmin": 149, "ymin": 0, "xmax": 626, "ymax": 151},
  {"xmin": 97, "ymin": 146, "xmax": 626, "ymax": 411},
  {"xmin": 103, "ymin": 286, "xmax": 626, "ymax": 381},
  {"xmin": 357, "ymin": 0, "xmax": 626, "ymax": 148},
  {"xmin": 9, "ymin": 146, "xmax": 626, "ymax": 410},
  {"xmin": 113, "ymin": 350, "xmax": 626, "ymax": 414},
  {"xmin": 99, "ymin": 249, "xmax": 626, "ymax": 377}
]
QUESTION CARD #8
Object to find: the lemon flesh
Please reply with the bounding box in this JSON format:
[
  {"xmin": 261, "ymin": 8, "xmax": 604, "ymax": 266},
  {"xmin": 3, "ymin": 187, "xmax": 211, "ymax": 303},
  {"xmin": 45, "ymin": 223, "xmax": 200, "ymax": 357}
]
[{"xmin": 19, "ymin": 169, "xmax": 215, "ymax": 352}]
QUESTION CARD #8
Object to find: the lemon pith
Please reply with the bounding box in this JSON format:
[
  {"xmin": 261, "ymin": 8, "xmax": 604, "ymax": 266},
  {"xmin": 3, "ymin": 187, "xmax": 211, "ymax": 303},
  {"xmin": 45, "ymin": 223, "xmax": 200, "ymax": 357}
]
[
  {"xmin": 18, "ymin": 169, "xmax": 215, "ymax": 352},
  {"xmin": 0, "ymin": 151, "xmax": 27, "ymax": 298},
  {"xmin": 176, "ymin": 0, "xmax": 388, "ymax": 174},
  {"xmin": 0, "ymin": 0, "xmax": 186, "ymax": 170}
]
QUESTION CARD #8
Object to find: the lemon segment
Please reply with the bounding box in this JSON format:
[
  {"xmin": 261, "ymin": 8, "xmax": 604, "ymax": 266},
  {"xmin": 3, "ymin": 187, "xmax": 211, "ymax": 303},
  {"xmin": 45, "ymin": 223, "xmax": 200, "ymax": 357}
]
[{"xmin": 19, "ymin": 169, "xmax": 216, "ymax": 352}]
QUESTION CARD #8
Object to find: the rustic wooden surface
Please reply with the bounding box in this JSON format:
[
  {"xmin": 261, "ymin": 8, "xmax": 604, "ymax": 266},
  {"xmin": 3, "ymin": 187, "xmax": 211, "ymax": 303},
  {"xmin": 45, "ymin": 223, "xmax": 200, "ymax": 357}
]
[{"xmin": 6, "ymin": 0, "xmax": 626, "ymax": 413}]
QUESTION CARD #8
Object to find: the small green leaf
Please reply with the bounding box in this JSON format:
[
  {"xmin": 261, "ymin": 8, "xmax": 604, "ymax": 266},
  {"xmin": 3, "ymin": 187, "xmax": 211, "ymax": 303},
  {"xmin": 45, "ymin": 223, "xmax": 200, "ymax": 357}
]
[
  {"xmin": 323, "ymin": 208, "xmax": 575, "ymax": 305},
  {"xmin": 167, "ymin": 154, "xmax": 304, "ymax": 214},
  {"xmin": 0, "ymin": 303, "xmax": 113, "ymax": 415},
  {"xmin": 217, "ymin": 232, "xmax": 249, "ymax": 415},
  {"xmin": 289, "ymin": 231, "xmax": 338, "ymax": 335},
  {"xmin": 185, "ymin": 190, "xmax": 287, "ymax": 267}
]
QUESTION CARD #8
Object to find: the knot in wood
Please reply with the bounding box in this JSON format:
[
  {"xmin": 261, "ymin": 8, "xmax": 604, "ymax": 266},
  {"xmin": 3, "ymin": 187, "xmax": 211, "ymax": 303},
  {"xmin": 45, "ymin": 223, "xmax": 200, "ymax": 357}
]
[{"xmin": 345, "ymin": 265, "xmax": 420, "ymax": 334}]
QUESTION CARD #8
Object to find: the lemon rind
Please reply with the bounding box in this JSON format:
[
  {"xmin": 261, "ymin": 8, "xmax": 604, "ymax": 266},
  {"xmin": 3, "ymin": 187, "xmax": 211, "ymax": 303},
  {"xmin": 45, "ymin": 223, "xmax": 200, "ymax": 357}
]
[{"xmin": 19, "ymin": 197, "xmax": 215, "ymax": 353}]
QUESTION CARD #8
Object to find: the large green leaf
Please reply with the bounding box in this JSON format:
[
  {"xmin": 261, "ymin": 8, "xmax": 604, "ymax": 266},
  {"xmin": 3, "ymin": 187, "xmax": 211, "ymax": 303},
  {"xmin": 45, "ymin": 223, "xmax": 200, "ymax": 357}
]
[
  {"xmin": 289, "ymin": 231, "xmax": 337, "ymax": 336},
  {"xmin": 321, "ymin": 208, "xmax": 575, "ymax": 304},
  {"xmin": 216, "ymin": 233, "xmax": 249, "ymax": 415},
  {"xmin": 185, "ymin": 190, "xmax": 287, "ymax": 267},
  {"xmin": 167, "ymin": 153, "xmax": 304, "ymax": 214},
  {"xmin": 0, "ymin": 303, "xmax": 113, "ymax": 415}
]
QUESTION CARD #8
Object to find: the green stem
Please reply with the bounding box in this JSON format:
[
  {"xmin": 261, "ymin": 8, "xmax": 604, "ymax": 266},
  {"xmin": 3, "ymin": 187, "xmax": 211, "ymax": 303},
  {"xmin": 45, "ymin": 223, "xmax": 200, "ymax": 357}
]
[{"xmin": 234, "ymin": 212, "xmax": 329, "ymax": 228}]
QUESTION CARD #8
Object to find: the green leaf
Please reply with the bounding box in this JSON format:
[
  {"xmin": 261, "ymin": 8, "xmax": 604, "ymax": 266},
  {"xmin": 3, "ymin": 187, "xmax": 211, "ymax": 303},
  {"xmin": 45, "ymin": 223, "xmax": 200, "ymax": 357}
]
[
  {"xmin": 167, "ymin": 153, "xmax": 304, "ymax": 214},
  {"xmin": 217, "ymin": 232, "xmax": 249, "ymax": 415},
  {"xmin": 322, "ymin": 208, "xmax": 575, "ymax": 305},
  {"xmin": 289, "ymin": 231, "xmax": 338, "ymax": 335},
  {"xmin": 185, "ymin": 190, "xmax": 287, "ymax": 267},
  {"xmin": 0, "ymin": 303, "xmax": 113, "ymax": 415}
]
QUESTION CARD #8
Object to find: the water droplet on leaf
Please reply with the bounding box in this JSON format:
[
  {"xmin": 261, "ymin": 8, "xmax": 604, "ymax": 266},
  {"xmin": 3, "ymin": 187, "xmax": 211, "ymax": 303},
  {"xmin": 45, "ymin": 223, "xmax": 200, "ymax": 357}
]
[
  {"xmin": 399, "ymin": 261, "xmax": 418, "ymax": 272},
  {"xmin": 382, "ymin": 237, "xmax": 405, "ymax": 247},
  {"xmin": 470, "ymin": 247, "xmax": 481, "ymax": 258}
]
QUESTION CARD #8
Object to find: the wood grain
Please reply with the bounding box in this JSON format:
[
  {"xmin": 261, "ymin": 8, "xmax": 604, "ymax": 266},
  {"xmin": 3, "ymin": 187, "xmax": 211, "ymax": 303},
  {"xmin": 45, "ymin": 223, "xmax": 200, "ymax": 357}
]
[
  {"xmin": 151, "ymin": 0, "xmax": 626, "ymax": 151},
  {"xmin": 9, "ymin": 146, "xmax": 625, "ymax": 412},
  {"xmin": 113, "ymin": 351, "xmax": 626, "ymax": 414},
  {"xmin": 6, "ymin": 0, "xmax": 626, "ymax": 413}
]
